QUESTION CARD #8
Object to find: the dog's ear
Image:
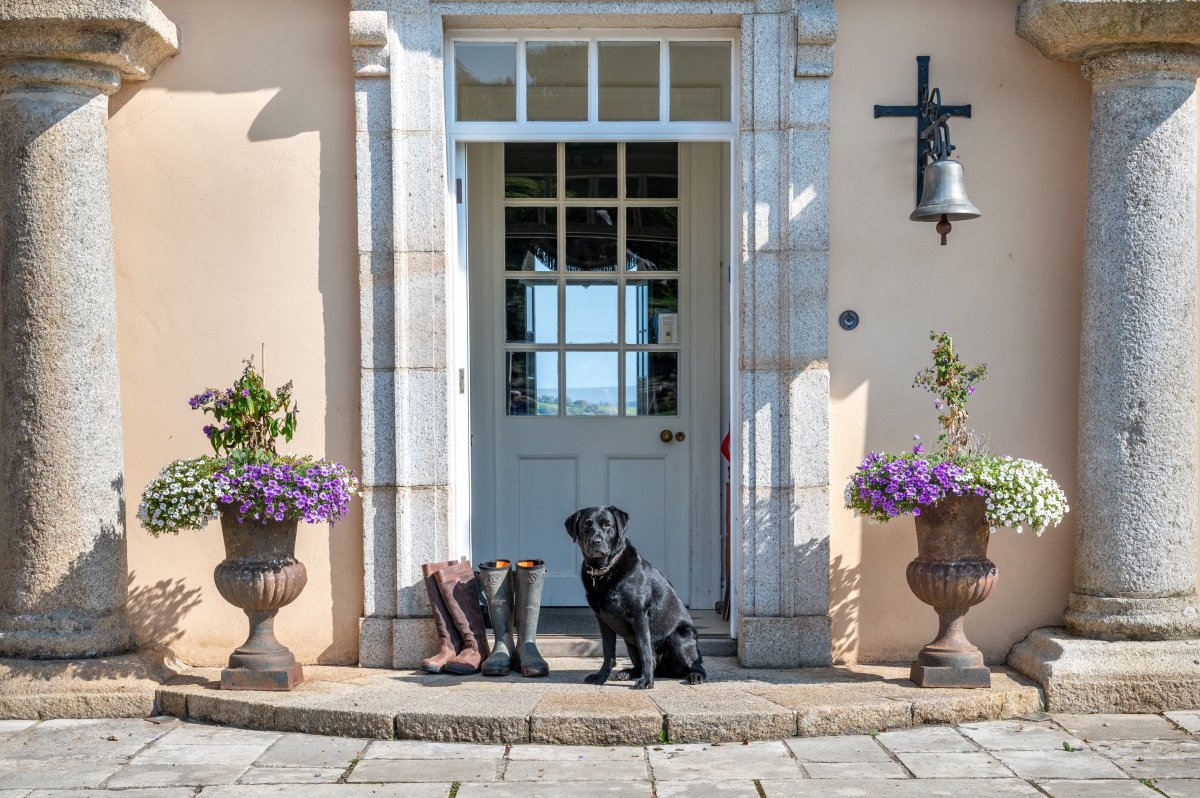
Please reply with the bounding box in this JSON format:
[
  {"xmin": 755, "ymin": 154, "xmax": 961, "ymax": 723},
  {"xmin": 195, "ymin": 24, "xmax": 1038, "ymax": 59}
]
[
  {"xmin": 564, "ymin": 509, "xmax": 585, "ymax": 542},
  {"xmin": 609, "ymin": 506, "xmax": 630, "ymax": 538}
]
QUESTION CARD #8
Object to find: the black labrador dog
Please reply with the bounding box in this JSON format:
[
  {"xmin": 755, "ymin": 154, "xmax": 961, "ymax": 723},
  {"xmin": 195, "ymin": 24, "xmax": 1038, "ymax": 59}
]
[{"xmin": 565, "ymin": 506, "xmax": 706, "ymax": 689}]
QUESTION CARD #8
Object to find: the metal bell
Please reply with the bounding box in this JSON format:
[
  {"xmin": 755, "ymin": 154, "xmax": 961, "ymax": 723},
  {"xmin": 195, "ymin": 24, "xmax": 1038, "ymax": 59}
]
[{"xmin": 910, "ymin": 157, "xmax": 981, "ymax": 244}]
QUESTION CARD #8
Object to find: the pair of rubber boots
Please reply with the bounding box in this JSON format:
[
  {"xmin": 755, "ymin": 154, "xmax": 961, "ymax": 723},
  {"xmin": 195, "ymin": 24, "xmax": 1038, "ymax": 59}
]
[
  {"xmin": 420, "ymin": 560, "xmax": 492, "ymax": 675},
  {"xmin": 420, "ymin": 559, "xmax": 548, "ymax": 677},
  {"xmin": 478, "ymin": 559, "xmax": 549, "ymax": 678}
]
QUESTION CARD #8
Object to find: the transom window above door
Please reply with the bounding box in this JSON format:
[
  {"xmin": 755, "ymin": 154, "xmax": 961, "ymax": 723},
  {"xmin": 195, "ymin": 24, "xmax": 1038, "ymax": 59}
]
[{"xmin": 448, "ymin": 32, "xmax": 736, "ymax": 133}]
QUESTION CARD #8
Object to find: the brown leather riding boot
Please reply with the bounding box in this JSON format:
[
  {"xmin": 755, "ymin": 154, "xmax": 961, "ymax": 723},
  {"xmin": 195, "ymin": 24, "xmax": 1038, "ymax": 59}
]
[
  {"xmin": 420, "ymin": 560, "xmax": 462, "ymax": 673},
  {"xmin": 433, "ymin": 562, "xmax": 491, "ymax": 675}
]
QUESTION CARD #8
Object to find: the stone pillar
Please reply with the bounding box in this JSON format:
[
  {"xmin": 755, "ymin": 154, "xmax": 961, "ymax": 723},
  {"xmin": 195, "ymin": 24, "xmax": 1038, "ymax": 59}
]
[
  {"xmin": 1009, "ymin": 0, "xmax": 1200, "ymax": 711},
  {"xmin": 736, "ymin": 0, "xmax": 836, "ymax": 668},
  {"xmin": 0, "ymin": 4, "xmax": 178, "ymax": 659}
]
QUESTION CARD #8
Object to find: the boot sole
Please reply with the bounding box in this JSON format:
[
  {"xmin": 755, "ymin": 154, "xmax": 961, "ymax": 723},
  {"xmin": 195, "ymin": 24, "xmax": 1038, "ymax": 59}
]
[{"xmin": 442, "ymin": 665, "xmax": 481, "ymax": 675}]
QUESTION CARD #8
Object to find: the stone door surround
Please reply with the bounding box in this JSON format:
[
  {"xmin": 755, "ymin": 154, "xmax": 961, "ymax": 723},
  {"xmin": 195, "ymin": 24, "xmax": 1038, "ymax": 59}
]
[{"xmin": 351, "ymin": 0, "xmax": 837, "ymax": 669}]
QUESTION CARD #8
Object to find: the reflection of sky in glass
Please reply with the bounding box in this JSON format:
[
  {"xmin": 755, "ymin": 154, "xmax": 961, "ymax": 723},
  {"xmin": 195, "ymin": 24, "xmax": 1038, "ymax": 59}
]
[
  {"xmin": 456, "ymin": 43, "xmax": 516, "ymax": 86},
  {"xmin": 565, "ymin": 282, "xmax": 617, "ymax": 343}
]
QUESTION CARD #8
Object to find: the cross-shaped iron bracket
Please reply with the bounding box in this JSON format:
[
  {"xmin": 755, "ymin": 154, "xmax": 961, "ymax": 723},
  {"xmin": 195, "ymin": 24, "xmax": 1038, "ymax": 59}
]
[{"xmin": 874, "ymin": 56, "xmax": 972, "ymax": 204}]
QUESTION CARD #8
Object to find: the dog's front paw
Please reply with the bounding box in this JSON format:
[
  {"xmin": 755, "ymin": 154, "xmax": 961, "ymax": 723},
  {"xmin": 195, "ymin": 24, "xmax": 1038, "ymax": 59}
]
[
  {"xmin": 633, "ymin": 676, "xmax": 654, "ymax": 690},
  {"xmin": 686, "ymin": 672, "xmax": 706, "ymax": 685},
  {"xmin": 584, "ymin": 672, "xmax": 608, "ymax": 685}
]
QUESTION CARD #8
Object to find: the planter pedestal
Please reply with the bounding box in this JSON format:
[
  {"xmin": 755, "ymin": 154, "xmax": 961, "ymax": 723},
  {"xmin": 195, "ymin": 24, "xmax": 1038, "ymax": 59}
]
[
  {"xmin": 907, "ymin": 495, "xmax": 997, "ymax": 688},
  {"xmin": 214, "ymin": 512, "xmax": 308, "ymax": 691}
]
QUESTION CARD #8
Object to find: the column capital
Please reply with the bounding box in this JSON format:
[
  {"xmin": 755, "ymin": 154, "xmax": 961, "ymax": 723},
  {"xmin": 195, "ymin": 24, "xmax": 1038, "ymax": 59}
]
[
  {"xmin": 0, "ymin": 0, "xmax": 178, "ymax": 83},
  {"xmin": 1019, "ymin": 0, "xmax": 1200, "ymax": 63},
  {"xmin": 1082, "ymin": 45, "xmax": 1200, "ymax": 85}
]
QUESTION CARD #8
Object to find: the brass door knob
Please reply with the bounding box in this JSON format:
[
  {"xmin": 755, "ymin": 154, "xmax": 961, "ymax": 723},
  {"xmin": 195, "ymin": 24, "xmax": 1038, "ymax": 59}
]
[{"xmin": 660, "ymin": 430, "xmax": 674, "ymax": 443}]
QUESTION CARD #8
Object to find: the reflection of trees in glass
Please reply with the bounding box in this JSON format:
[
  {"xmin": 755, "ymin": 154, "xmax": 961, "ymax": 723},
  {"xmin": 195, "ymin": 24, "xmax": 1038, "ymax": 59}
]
[
  {"xmin": 627, "ymin": 207, "xmax": 678, "ymax": 271},
  {"xmin": 505, "ymin": 143, "xmax": 556, "ymax": 199}
]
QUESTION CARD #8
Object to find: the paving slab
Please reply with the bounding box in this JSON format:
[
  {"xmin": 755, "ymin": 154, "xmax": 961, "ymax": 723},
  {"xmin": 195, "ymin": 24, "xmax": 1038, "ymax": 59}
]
[
  {"xmin": 504, "ymin": 757, "xmax": 650, "ymax": 781},
  {"xmin": 1055, "ymin": 713, "xmax": 1191, "ymax": 741},
  {"xmin": 199, "ymin": 786, "xmax": 449, "ymax": 798},
  {"xmin": 654, "ymin": 782, "xmax": 761, "ymax": 797},
  {"xmin": 255, "ymin": 732, "xmax": 365, "ymax": 767},
  {"xmin": 1114, "ymin": 757, "xmax": 1200, "ymax": 779},
  {"xmin": 531, "ymin": 689, "xmax": 662, "ymax": 745},
  {"xmin": 1167, "ymin": 712, "xmax": 1200, "ymax": 733},
  {"xmin": 758, "ymin": 778, "xmax": 1044, "ymax": 796},
  {"xmin": 841, "ymin": 667, "xmax": 1040, "ymax": 725},
  {"xmin": 26, "ymin": 791, "xmax": 194, "ymax": 798},
  {"xmin": 131, "ymin": 741, "xmax": 269, "ymax": 766},
  {"xmin": 647, "ymin": 741, "xmax": 803, "ymax": 781},
  {"xmin": 508, "ymin": 744, "xmax": 645, "ymax": 761},
  {"xmin": 958, "ymin": 719, "xmax": 1086, "ymax": 750},
  {"xmin": 158, "ymin": 723, "xmax": 280, "ymax": 747},
  {"xmin": 893, "ymin": 750, "xmax": 1014, "ymax": 778},
  {"xmin": 992, "ymin": 748, "xmax": 1128, "ymax": 779},
  {"xmin": 1094, "ymin": 739, "xmax": 1200, "ymax": 759},
  {"xmin": 0, "ymin": 759, "xmax": 124, "ymax": 790},
  {"xmin": 0, "ymin": 718, "xmax": 168, "ymax": 760},
  {"xmin": 0, "ymin": 721, "xmax": 35, "ymax": 735},
  {"xmin": 456, "ymin": 783, "xmax": 653, "ymax": 797},
  {"xmin": 364, "ymin": 740, "xmax": 504, "ymax": 759},
  {"xmin": 237, "ymin": 766, "xmax": 346, "ymax": 784},
  {"xmin": 877, "ymin": 725, "xmax": 976, "ymax": 753},
  {"xmin": 104, "ymin": 762, "xmax": 251, "ymax": 788},
  {"xmin": 803, "ymin": 761, "xmax": 909, "ymax": 778},
  {"xmin": 1033, "ymin": 780, "xmax": 1159, "ymax": 797},
  {"xmin": 0, "ymin": 649, "xmax": 183, "ymax": 720},
  {"xmin": 347, "ymin": 756, "xmax": 501, "ymax": 782},
  {"xmin": 784, "ymin": 734, "xmax": 893, "ymax": 762},
  {"xmin": 1155, "ymin": 779, "xmax": 1200, "ymax": 797},
  {"xmin": 651, "ymin": 689, "xmax": 795, "ymax": 743},
  {"xmin": 752, "ymin": 685, "xmax": 910, "ymax": 736}
]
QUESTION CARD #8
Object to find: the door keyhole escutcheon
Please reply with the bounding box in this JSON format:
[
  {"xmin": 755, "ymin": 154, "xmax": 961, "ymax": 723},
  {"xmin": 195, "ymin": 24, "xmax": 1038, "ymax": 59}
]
[
  {"xmin": 675, "ymin": 431, "xmax": 686, "ymax": 442},
  {"xmin": 660, "ymin": 430, "xmax": 674, "ymax": 443}
]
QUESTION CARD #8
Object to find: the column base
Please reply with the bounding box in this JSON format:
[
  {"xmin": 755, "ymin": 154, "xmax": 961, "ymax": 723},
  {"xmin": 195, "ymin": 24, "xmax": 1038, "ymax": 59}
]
[
  {"xmin": 392, "ymin": 618, "xmax": 438, "ymax": 669},
  {"xmin": 0, "ymin": 612, "xmax": 134, "ymax": 660},
  {"xmin": 1008, "ymin": 626, "xmax": 1200, "ymax": 712},
  {"xmin": 737, "ymin": 615, "xmax": 832, "ymax": 668},
  {"xmin": 1066, "ymin": 593, "xmax": 1200, "ymax": 640}
]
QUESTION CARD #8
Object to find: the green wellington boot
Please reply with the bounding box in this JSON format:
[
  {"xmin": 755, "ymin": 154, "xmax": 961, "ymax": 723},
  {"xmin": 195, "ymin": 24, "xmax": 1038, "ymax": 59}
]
[
  {"xmin": 479, "ymin": 560, "xmax": 519, "ymax": 676},
  {"xmin": 515, "ymin": 559, "xmax": 550, "ymax": 677}
]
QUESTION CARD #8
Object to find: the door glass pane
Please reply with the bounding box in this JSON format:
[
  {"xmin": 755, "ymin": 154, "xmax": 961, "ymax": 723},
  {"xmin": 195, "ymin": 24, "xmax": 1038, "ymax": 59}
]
[
  {"xmin": 507, "ymin": 352, "xmax": 559, "ymax": 416},
  {"xmin": 626, "ymin": 207, "xmax": 678, "ymax": 271},
  {"xmin": 598, "ymin": 42, "xmax": 660, "ymax": 121},
  {"xmin": 626, "ymin": 351, "xmax": 679, "ymax": 416},
  {"xmin": 669, "ymin": 41, "xmax": 731, "ymax": 121},
  {"xmin": 565, "ymin": 207, "xmax": 617, "ymax": 272},
  {"xmin": 505, "ymin": 143, "xmax": 557, "ymax": 198},
  {"xmin": 565, "ymin": 351, "xmax": 618, "ymax": 416},
  {"xmin": 626, "ymin": 143, "xmax": 678, "ymax": 198},
  {"xmin": 526, "ymin": 42, "xmax": 588, "ymax": 122},
  {"xmin": 625, "ymin": 280, "xmax": 679, "ymax": 344},
  {"xmin": 506, "ymin": 207, "xmax": 558, "ymax": 271},
  {"xmin": 565, "ymin": 143, "xmax": 618, "ymax": 198},
  {"xmin": 565, "ymin": 281, "xmax": 618, "ymax": 344},
  {"xmin": 506, "ymin": 280, "xmax": 558, "ymax": 344},
  {"xmin": 456, "ymin": 42, "xmax": 517, "ymax": 121}
]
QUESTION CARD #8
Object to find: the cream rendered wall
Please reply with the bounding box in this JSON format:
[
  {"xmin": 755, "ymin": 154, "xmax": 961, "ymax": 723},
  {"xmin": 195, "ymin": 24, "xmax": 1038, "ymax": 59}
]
[
  {"xmin": 828, "ymin": 0, "xmax": 1090, "ymax": 663},
  {"xmin": 110, "ymin": 0, "xmax": 362, "ymax": 665}
]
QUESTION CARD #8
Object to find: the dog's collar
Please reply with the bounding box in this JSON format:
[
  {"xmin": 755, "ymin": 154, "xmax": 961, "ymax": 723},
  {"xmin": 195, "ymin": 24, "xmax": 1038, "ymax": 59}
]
[{"xmin": 584, "ymin": 547, "xmax": 625, "ymax": 587}]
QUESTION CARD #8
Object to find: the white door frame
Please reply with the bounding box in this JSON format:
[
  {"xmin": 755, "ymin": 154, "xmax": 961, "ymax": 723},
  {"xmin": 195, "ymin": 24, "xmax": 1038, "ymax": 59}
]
[{"xmin": 443, "ymin": 28, "xmax": 741, "ymax": 627}]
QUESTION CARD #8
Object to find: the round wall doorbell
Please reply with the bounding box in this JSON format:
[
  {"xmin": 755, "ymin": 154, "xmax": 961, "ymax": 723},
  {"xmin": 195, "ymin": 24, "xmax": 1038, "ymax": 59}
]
[{"xmin": 839, "ymin": 310, "xmax": 860, "ymax": 331}]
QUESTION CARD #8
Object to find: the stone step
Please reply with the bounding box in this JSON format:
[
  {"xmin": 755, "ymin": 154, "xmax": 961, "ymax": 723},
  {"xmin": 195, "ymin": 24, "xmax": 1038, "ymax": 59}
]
[
  {"xmin": 537, "ymin": 635, "xmax": 737, "ymax": 658},
  {"xmin": 153, "ymin": 658, "xmax": 1043, "ymax": 746}
]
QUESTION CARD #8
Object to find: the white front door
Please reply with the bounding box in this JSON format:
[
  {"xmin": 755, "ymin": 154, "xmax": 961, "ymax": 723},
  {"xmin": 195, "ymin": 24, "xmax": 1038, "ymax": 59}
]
[{"xmin": 468, "ymin": 141, "xmax": 723, "ymax": 606}]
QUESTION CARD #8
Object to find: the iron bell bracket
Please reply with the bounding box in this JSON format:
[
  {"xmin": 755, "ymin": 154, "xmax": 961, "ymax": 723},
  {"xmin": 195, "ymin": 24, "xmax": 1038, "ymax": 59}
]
[{"xmin": 874, "ymin": 56, "xmax": 972, "ymax": 203}]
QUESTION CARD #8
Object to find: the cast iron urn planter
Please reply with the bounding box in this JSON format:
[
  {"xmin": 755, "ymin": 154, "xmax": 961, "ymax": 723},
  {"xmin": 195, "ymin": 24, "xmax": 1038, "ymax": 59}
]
[
  {"xmin": 214, "ymin": 509, "xmax": 307, "ymax": 690},
  {"xmin": 906, "ymin": 494, "xmax": 996, "ymax": 688}
]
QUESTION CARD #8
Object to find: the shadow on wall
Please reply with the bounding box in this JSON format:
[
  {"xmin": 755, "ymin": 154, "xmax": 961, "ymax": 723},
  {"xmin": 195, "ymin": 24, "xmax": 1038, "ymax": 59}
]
[
  {"xmin": 109, "ymin": 0, "xmax": 362, "ymax": 664},
  {"xmin": 127, "ymin": 572, "xmax": 202, "ymax": 649},
  {"xmin": 829, "ymin": 553, "xmax": 860, "ymax": 663}
]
